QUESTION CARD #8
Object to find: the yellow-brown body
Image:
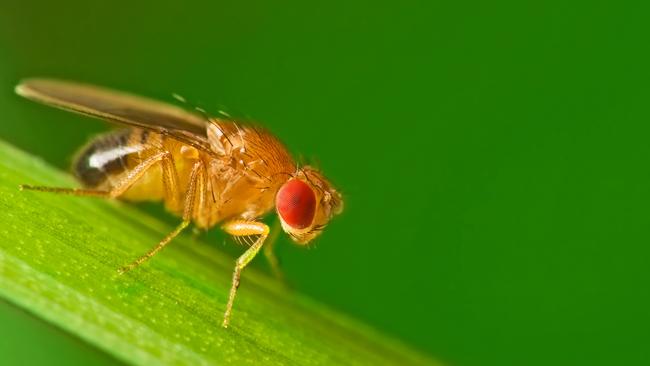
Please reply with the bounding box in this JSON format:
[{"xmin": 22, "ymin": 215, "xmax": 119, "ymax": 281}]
[
  {"xmin": 16, "ymin": 78, "xmax": 343, "ymax": 327},
  {"xmin": 74, "ymin": 122, "xmax": 296, "ymax": 229}
]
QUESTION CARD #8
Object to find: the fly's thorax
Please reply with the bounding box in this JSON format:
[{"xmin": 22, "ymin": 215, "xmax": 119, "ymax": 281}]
[
  {"xmin": 201, "ymin": 156, "xmax": 284, "ymax": 225},
  {"xmin": 206, "ymin": 119, "xmax": 296, "ymax": 180},
  {"xmin": 200, "ymin": 119, "xmax": 298, "ymax": 223}
]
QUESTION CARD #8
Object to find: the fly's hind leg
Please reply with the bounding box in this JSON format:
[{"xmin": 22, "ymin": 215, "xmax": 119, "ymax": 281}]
[
  {"xmin": 19, "ymin": 150, "xmax": 180, "ymax": 200},
  {"xmin": 118, "ymin": 159, "xmax": 206, "ymax": 274},
  {"xmin": 19, "ymin": 185, "xmax": 112, "ymax": 197},
  {"xmin": 221, "ymin": 220, "xmax": 270, "ymax": 328},
  {"xmin": 20, "ymin": 149, "xmax": 205, "ymax": 275}
]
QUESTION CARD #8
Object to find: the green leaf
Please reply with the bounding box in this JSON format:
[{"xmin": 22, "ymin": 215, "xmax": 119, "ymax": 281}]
[{"xmin": 0, "ymin": 140, "xmax": 438, "ymax": 366}]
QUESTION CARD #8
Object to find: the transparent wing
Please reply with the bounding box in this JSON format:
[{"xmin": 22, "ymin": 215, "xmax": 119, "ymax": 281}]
[{"xmin": 15, "ymin": 78, "xmax": 214, "ymax": 153}]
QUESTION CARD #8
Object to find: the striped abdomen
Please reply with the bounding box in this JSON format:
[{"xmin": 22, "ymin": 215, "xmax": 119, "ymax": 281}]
[{"xmin": 73, "ymin": 128, "xmax": 153, "ymax": 189}]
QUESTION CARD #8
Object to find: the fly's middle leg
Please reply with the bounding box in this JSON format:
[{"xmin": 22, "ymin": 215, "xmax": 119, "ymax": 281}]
[{"xmin": 118, "ymin": 159, "xmax": 206, "ymax": 274}]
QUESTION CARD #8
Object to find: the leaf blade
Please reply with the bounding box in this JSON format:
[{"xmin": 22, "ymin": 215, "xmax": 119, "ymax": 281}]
[{"xmin": 0, "ymin": 140, "xmax": 439, "ymax": 366}]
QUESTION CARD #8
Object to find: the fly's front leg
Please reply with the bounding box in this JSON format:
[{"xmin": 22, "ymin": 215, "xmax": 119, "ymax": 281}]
[{"xmin": 221, "ymin": 220, "xmax": 270, "ymax": 328}]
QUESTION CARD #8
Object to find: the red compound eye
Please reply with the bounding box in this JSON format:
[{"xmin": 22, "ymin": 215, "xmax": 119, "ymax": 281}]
[{"xmin": 276, "ymin": 179, "xmax": 316, "ymax": 229}]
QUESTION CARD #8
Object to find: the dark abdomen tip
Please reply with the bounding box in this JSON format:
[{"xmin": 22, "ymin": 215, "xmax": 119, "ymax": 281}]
[{"xmin": 73, "ymin": 129, "xmax": 134, "ymax": 188}]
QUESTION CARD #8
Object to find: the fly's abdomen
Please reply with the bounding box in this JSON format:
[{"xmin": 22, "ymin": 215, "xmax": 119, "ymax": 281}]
[{"xmin": 73, "ymin": 129, "xmax": 148, "ymax": 188}]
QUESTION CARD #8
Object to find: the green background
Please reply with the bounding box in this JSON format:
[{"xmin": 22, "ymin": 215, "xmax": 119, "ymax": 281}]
[{"xmin": 1, "ymin": 1, "xmax": 649, "ymax": 365}]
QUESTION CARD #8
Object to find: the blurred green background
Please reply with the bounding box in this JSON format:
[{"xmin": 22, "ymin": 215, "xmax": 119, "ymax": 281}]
[{"xmin": 1, "ymin": 1, "xmax": 649, "ymax": 365}]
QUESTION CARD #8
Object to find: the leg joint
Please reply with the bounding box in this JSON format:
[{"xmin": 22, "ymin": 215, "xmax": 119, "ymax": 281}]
[{"xmin": 222, "ymin": 220, "xmax": 269, "ymax": 237}]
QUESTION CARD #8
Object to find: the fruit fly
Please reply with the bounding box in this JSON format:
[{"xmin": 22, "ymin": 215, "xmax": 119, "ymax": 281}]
[{"xmin": 15, "ymin": 79, "xmax": 343, "ymax": 328}]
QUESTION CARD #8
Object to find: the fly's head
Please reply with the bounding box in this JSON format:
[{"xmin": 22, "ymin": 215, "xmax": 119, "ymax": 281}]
[{"xmin": 275, "ymin": 166, "xmax": 343, "ymax": 245}]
